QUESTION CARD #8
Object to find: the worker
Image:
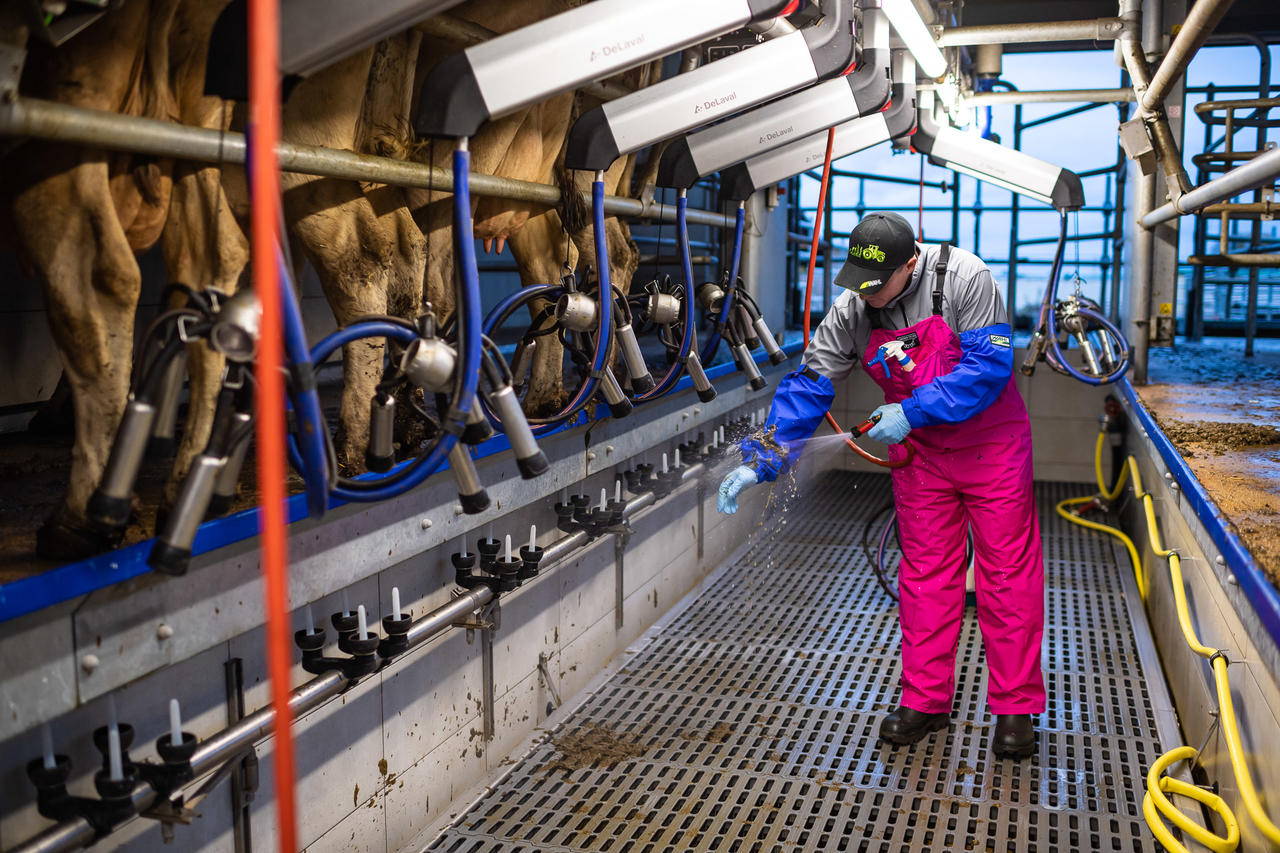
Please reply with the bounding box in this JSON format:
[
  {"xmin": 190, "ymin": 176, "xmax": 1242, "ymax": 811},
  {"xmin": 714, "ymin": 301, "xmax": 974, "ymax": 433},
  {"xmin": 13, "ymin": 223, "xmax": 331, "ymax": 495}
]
[{"xmin": 717, "ymin": 211, "xmax": 1044, "ymax": 759}]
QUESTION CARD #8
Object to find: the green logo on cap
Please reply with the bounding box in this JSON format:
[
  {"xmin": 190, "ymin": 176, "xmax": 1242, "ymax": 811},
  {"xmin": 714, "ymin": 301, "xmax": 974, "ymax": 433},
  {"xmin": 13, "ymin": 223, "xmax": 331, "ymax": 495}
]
[{"xmin": 850, "ymin": 243, "xmax": 886, "ymax": 263}]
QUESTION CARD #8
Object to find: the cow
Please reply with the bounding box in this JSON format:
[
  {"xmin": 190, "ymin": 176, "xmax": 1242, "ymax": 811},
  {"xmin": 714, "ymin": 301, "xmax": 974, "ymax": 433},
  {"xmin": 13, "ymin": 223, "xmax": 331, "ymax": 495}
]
[
  {"xmin": 4, "ymin": 0, "xmax": 656, "ymax": 560},
  {"xmin": 4, "ymin": 0, "xmax": 194, "ymax": 559}
]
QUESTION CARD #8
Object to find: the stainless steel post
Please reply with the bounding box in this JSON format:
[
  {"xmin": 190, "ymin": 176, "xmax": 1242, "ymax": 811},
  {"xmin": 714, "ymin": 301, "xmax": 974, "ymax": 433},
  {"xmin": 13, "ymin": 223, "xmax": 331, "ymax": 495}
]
[{"xmin": 1130, "ymin": 171, "xmax": 1157, "ymax": 383}]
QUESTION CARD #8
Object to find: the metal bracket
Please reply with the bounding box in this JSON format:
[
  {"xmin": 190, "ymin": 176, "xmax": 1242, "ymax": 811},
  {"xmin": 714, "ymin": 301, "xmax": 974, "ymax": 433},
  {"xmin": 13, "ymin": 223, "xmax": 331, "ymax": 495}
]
[
  {"xmin": 140, "ymin": 798, "xmax": 200, "ymax": 844},
  {"xmin": 614, "ymin": 535, "xmax": 626, "ymax": 630},
  {"xmin": 1118, "ymin": 117, "xmax": 1157, "ymax": 176},
  {"xmin": 454, "ymin": 598, "xmax": 500, "ymax": 644},
  {"xmin": 455, "ymin": 600, "xmax": 498, "ymax": 741},
  {"xmin": 537, "ymin": 652, "xmax": 563, "ymax": 711}
]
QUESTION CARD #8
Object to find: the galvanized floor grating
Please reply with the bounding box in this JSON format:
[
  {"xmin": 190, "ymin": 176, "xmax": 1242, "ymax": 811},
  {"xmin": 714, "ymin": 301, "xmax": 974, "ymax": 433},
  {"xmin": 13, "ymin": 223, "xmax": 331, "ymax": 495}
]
[{"xmin": 425, "ymin": 472, "xmax": 1166, "ymax": 852}]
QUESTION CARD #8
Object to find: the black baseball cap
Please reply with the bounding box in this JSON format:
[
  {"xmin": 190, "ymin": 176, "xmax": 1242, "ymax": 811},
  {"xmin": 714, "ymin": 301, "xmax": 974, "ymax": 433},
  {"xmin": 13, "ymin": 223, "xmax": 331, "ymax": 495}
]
[{"xmin": 833, "ymin": 212, "xmax": 916, "ymax": 294}]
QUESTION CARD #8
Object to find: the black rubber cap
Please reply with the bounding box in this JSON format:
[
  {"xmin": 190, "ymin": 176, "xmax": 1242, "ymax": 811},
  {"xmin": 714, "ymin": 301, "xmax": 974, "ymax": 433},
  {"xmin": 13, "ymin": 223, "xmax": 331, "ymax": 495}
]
[
  {"xmin": 631, "ymin": 373, "xmax": 656, "ymax": 395},
  {"xmin": 749, "ymin": 376, "xmax": 768, "ymax": 392},
  {"xmin": 1052, "ymin": 170, "xmax": 1085, "ymax": 212},
  {"xmin": 148, "ymin": 540, "xmax": 192, "ymax": 577},
  {"xmin": 769, "ymin": 350, "xmax": 789, "ymax": 365},
  {"xmin": 850, "ymin": 49, "xmax": 892, "ymax": 115},
  {"xmin": 517, "ymin": 451, "xmax": 550, "ymax": 480},
  {"xmin": 608, "ymin": 397, "xmax": 633, "ymax": 419},
  {"xmin": 565, "ymin": 106, "xmax": 622, "ymax": 172},
  {"xmin": 87, "ymin": 492, "xmax": 132, "ymax": 533},
  {"xmin": 459, "ymin": 489, "xmax": 491, "ymax": 515},
  {"xmin": 719, "ymin": 164, "xmax": 755, "ymax": 203},
  {"xmin": 697, "ymin": 387, "xmax": 718, "ymax": 403},
  {"xmin": 888, "ymin": 93, "xmax": 918, "ymax": 140},
  {"xmin": 657, "ymin": 138, "xmax": 700, "ymax": 189},
  {"xmin": 461, "ymin": 419, "xmax": 493, "ymax": 446},
  {"xmin": 414, "ymin": 52, "xmax": 488, "ymax": 138},
  {"xmin": 365, "ymin": 450, "xmax": 395, "ymax": 474},
  {"xmin": 804, "ymin": 0, "xmax": 858, "ymax": 80}
]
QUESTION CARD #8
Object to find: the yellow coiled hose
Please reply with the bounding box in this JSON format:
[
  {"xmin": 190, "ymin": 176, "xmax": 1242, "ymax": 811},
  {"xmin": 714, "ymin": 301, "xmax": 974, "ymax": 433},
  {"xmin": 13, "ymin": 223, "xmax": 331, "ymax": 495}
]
[{"xmin": 1058, "ymin": 432, "xmax": 1279, "ymax": 852}]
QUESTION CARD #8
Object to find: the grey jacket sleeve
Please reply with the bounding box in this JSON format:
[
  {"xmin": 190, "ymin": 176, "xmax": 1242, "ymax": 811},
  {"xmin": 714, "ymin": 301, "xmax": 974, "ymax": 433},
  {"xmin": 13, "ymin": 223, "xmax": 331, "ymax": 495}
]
[
  {"xmin": 948, "ymin": 266, "xmax": 1009, "ymax": 332},
  {"xmin": 800, "ymin": 291, "xmax": 862, "ymax": 382}
]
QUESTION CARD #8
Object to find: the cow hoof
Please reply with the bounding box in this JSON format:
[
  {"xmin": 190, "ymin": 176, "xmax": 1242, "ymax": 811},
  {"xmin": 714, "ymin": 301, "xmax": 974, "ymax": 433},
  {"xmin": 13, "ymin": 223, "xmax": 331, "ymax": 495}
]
[{"xmin": 36, "ymin": 507, "xmax": 123, "ymax": 562}]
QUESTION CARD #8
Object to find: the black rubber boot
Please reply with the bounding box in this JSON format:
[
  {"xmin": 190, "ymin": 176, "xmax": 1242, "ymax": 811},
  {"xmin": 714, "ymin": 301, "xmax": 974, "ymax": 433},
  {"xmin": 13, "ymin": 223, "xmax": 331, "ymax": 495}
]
[
  {"xmin": 878, "ymin": 706, "xmax": 950, "ymax": 745},
  {"xmin": 992, "ymin": 714, "xmax": 1035, "ymax": 759}
]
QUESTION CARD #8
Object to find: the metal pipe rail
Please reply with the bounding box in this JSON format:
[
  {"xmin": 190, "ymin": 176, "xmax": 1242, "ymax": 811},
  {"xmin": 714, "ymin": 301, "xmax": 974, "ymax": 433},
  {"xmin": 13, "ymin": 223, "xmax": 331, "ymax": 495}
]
[
  {"xmin": 9, "ymin": 461, "xmax": 710, "ymax": 853},
  {"xmin": 0, "ymin": 97, "xmax": 734, "ymax": 229},
  {"xmin": 935, "ymin": 17, "xmax": 1124, "ymax": 47},
  {"xmin": 1142, "ymin": 146, "xmax": 1280, "ymax": 227},
  {"xmin": 1141, "ymin": 0, "xmax": 1234, "ymax": 114},
  {"xmin": 1117, "ymin": 0, "xmax": 1193, "ymax": 199},
  {"xmin": 962, "ymin": 88, "xmax": 1136, "ymax": 106}
]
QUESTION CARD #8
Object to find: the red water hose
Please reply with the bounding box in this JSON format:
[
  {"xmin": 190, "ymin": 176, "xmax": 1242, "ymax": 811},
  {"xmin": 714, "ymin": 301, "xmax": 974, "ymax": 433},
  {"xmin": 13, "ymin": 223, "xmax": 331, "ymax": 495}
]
[
  {"xmin": 803, "ymin": 129, "xmax": 911, "ymax": 469},
  {"xmin": 248, "ymin": 0, "xmax": 298, "ymax": 849}
]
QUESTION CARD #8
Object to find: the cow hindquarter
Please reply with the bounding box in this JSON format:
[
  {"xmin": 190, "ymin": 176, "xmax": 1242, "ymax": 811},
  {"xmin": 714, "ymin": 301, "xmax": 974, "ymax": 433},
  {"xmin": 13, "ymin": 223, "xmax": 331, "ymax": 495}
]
[{"xmin": 5, "ymin": 0, "xmax": 183, "ymax": 555}]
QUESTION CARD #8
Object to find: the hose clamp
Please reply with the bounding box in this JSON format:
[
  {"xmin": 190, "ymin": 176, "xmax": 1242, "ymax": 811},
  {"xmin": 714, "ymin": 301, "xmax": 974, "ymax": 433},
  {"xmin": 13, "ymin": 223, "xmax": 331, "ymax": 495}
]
[
  {"xmin": 1208, "ymin": 650, "xmax": 1230, "ymax": 668},
  {"xmin": 175, "ymin": 314, "xmax": 199, "ymax": 344}
]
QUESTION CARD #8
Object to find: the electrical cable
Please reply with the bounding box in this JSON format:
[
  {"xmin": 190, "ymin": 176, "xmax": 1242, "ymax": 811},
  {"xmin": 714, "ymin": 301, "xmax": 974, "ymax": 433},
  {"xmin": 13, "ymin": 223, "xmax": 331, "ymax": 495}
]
[{"xmin": 802, "ymin": 128, "xmax": 912, "ymax": 469}]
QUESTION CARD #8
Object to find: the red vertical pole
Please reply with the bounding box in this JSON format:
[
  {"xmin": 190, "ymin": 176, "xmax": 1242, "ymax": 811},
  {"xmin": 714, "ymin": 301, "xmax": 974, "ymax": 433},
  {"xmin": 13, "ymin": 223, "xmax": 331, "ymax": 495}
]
[{"xmin": 247, "ymin": 0, "xmax": 298, "ymax": 849}]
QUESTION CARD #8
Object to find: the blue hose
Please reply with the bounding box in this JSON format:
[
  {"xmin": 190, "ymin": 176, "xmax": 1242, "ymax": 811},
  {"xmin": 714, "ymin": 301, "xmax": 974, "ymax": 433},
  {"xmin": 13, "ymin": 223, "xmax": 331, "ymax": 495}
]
[
  {"xmin": 642, "ymin": 192, "xmax": 696, "ymax": 398},
  {"xmin": 578, "ymin": 177, "xmax": 613, "ymax": 402},
  {"xmin": 284, "ymin": 147, "xmax": 482, "ymax": 502},
  {"xmin": 276, "ymin": 249, "xmax": 330, "ymax": 517},
  {"xmin": 1038, "ymin": 211, "xmax": 1130, "ymax": 385},
  {"xmin": 699, "ymin": 204, "xmax": 745, "ymax": 364}
]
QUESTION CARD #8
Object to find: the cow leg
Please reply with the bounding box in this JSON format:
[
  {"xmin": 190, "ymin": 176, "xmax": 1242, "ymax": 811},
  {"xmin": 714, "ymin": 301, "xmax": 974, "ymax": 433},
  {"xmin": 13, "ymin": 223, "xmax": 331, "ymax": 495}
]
[
  {"xmin": 161, "ymin": 151, "xmax": 249, "ymax": 506},
  {"xmin": 13, "ymin": 157, "xmax": 142, "ymax": 558},
  {"xmin": 288, "ymin": 181, "xmax": 411, "ymax": 473},
  {"xmin": 506, "ymin": 209, "xmax": 576, "ymax": 416}
]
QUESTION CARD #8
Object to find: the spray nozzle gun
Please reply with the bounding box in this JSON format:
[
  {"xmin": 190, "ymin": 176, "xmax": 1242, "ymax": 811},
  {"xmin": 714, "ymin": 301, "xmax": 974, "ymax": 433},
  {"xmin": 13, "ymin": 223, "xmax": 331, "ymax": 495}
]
[{"xmin": 869, "ymin": 341, "xmax": 916, "ymax": 379}]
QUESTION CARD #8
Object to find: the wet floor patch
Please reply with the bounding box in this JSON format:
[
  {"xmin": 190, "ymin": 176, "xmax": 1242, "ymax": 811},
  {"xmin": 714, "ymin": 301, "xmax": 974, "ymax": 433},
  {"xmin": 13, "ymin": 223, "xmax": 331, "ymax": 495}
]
[{"xmin": 426, "ymin": 473, "xmax": 1165, "ymax": 853}]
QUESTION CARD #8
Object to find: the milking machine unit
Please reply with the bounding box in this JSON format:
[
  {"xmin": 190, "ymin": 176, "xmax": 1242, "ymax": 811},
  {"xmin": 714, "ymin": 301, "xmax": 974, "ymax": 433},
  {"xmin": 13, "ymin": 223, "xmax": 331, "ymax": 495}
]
[
  {"xmin": 87, "ymin": 291, "xmax": 215, "ymax": 540},
  {"xmin": 1021, "ymin": 212, "xmax": 1131, "ymax": 385}
]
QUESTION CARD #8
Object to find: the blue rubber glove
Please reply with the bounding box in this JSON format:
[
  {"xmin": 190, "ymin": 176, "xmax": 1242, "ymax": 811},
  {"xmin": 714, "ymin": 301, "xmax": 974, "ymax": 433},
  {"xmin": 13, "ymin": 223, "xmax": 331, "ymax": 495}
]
[
  {"xmin": 717, "ymin": 466, "xmax": 758, "ymax": 514},
  {"xmin": 866, "ymin": 403, "xmax": 912, "ymax": 444}
]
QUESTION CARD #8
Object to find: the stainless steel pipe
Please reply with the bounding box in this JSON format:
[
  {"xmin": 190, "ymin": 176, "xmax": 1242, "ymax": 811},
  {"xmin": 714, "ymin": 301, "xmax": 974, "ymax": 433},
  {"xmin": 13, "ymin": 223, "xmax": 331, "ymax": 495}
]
[
  {"xmin": 1141, "ymin": 0, "xmax": 1234, "ymax": 114},
  {"xmin": 936, "ymin": 17, "xmax": 1124, "ymax": 47},
  {"xmin": 0, "ymin": 97, "xmax": 733, "ymax": 228},
  {"xmin": 1117, "ymin": 0, "xmax": 1193, "ymax": 198},
  {"xmin": 962, "ymin": 88, "xmax": 1136, "ymax": 106},
  {"xmin": 7, "ymin": 451, "xmax": 718, "ymax": 853},
  {"xmin": 1141, "ymin": 145, "xmax": 1280, "ymax": 226}
]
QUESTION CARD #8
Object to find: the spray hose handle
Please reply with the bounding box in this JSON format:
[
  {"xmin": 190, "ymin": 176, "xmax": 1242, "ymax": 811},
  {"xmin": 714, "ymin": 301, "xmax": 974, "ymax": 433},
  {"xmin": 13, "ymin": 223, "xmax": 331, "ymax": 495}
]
[{"xmin": 855, "ymin": 412, "xmax": 882, "ymax": 435}]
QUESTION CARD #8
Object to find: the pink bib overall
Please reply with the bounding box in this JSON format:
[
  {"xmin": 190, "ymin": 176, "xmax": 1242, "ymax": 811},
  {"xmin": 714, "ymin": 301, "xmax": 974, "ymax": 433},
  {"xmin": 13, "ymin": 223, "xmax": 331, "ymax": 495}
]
[{"xmin": 865, "ymin": 313, "xmax": 1045, "ymax": 715}]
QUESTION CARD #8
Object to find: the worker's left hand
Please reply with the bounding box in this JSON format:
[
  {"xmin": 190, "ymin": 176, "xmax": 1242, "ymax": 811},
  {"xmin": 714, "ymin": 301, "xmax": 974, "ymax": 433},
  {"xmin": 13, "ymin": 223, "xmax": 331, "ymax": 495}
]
[{"xmin": 866, "ymin": 403, "xmax": 911, "ymax": 444}]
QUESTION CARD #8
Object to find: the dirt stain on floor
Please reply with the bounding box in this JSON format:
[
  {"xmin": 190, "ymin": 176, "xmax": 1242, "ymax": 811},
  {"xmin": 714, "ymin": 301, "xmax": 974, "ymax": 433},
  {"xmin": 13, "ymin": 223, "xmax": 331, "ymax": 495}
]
[{"xmin": 541, "ymin": 725, "xmax": 648, "ymax": 776}]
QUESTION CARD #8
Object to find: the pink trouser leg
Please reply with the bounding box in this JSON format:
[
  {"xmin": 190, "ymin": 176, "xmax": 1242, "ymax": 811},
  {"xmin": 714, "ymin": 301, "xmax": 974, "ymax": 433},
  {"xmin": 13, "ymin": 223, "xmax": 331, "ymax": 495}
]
[
  {"xmin": 893, "ymin": 453, "xmax": 969, "ymax": 714},
  {"xmin": 957, "ymin": 439, "xmax": 1046, "ymax": 714}
]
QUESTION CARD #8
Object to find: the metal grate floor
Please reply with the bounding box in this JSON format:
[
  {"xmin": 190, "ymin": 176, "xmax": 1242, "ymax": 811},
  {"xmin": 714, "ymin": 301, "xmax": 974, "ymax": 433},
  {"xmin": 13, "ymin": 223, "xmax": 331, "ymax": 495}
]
[{"xmin": 425, "ymin": 472, "xmax": 1168, "ymax": 853}]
